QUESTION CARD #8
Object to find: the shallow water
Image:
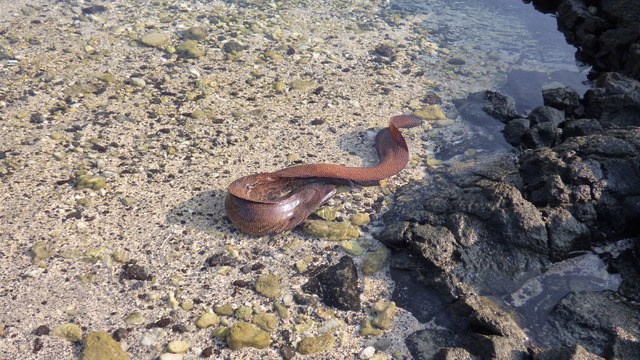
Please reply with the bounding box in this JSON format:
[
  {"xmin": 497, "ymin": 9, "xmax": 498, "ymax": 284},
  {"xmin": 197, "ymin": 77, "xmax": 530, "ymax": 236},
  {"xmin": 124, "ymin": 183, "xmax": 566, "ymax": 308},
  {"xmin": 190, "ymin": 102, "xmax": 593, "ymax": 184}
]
[{"xmin": 396, "ymin": 0, "xmax": 590, "ymax": 102}]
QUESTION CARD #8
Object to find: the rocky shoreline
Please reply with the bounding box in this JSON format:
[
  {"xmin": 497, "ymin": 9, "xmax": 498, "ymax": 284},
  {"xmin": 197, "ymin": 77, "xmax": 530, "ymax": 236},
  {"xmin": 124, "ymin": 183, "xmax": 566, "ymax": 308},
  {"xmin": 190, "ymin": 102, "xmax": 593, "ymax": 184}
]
[{"xmin": 381, "ymin": 0, "xmax": 640, "ymax": 358}]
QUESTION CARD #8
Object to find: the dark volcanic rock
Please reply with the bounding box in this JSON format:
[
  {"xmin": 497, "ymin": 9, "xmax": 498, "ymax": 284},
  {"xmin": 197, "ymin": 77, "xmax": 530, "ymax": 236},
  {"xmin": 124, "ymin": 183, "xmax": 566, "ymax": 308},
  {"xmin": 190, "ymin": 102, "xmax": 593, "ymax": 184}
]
[
  {"xmin": 520, "ymin": 128, "xmax": 640, "ymax": 239},
  {"xmin": 542, "ymin": 86, "xmax": 581, "ymax": 115},
  {"xmin": 453, "ymin": 90, "xmax": 519, "ymax": 127},
  {"xmin": 301, "ymin": 256, "xmax": 360, "ymax": 311},
  {"xmin": 502, "ymin": 118, "xmax": 530, "ymax": 146},
  {"xmin": 406, "ymin": 329, "xmax": 467, "ymax": 360},
  {"xmin": 583, "ymin": 72, "xmax": 640, "ymax": 128},
  {"xmin": 541, "ymin": 291, "xmax": 640, "ymax": 357}
]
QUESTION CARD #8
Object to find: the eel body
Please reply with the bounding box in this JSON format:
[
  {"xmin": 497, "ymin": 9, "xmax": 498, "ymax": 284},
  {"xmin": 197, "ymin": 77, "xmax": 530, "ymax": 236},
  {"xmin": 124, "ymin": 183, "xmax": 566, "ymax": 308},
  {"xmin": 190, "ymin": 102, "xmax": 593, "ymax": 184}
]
[{"xmin": 225, "ymin": 115, "xmax": 421, "ymax": 235}]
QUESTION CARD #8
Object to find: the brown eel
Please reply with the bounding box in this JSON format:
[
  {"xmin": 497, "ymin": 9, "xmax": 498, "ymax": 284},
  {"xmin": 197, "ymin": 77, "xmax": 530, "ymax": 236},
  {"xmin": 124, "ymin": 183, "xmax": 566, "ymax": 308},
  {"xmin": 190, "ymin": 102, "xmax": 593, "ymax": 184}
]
[{"xmin": 224, "ymin": 115, "xmax": 421, "ymax": 236}]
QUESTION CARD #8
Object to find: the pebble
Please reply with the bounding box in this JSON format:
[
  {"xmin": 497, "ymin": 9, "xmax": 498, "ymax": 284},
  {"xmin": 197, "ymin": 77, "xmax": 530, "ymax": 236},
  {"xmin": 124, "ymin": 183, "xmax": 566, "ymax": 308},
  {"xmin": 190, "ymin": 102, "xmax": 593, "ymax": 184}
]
[
  {"xmin": 226, "ymin": 322, "xmax": 271, "ymax": 350},
  {"xmin": 303, "ymin": 220, "xmax": 360, "ymax": 240},
  {"xmin": 360, "ymin": 346, "xmax": 376, "ymax": 359},
  {"xmin": 350, "ymin": 213, "xmax": 370, "ymax": 226},
  {"xmin": 167, "ymin": 340, "xmax": 189, "ymax": 353},
  {"xmin": 140, "ymin": 329, "xmax": 167, "ymax": 347},
  {"xmin": 140, "ymin": 33, "xmax": 170, "ymax": 47},
  {"xmin": 340, "ymin": 241, "xmax": 364, "ymax": 256},
  {"xmin": 76, "ymin": 175, "xmax": 106, "ymax": 191},
  {"xmin": 183, "ymin": 26, "xmax": 208, "ymax": 41},
  {"xmin": 159, "ymin": 354, "xmax": 183, "ymax": 360},
  {"xmin": 130, "ymin": 77, "xmax": 146, "ymax": 87},
  {"xmin": 361, "ymin": 247, "xmax": 390, "ymax": 275},
  {"xmin": 124, "ymin": 313, "xmax": 145, "ymax": 325},
  {"xmin": 213, "ymin": 303, "xmax": 234, "ymax": 316},
  {"xmin": 34, "ymin": 325, "xmax": 50, "ymax": 336},
  {"xmin": 83, "ymin": 331, "xmax": 130, "ymax": 360},
  {"xmin": 297, "ymin": 333, "xmax": 335, "ymax": 355},
  {"xmin": 360, "ymin": 318, "xmax": 382, "ymax": 336},
  {"xmin": 51, "ymin": 323, "xmax": 83, "ymax": 342},
  {"xmin": 371, "ymin": 301, "xmax": 397, "ymax": 329},
  {"xmin": 414, "ymin": 105, "xmax": 446, "ymax": 120},
  {"xmin": 175, "ymin": 40, "xmax": 204, "ymax": 59},
  {"xmin": 195, "ymin": 312, "xmax": 218, "ymax": 329},
  {"xmin": 254, "ymin": 274, "xmax": 280, "ymax": 299},
  {"xmin": 252, "ymin": 312, "xmax": 278, "ymax": 332}
]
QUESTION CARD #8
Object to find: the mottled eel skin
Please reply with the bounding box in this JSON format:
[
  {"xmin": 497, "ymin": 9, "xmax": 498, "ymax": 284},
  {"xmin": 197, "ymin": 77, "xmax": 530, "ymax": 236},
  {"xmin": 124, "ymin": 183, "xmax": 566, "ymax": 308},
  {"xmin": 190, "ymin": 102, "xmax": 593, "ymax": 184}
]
[{"xmin": 224, "ymin": 115, "xmax": 421, "ymax": 236}]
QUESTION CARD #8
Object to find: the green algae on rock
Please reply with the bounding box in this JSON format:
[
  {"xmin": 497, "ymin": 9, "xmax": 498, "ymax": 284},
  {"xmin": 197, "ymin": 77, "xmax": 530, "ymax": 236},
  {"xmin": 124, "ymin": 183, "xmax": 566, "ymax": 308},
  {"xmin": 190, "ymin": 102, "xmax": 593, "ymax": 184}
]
[
  {"xmin": 176, "ymin": 40, "xmax": 204, "ymax": 59},
  {"xmin": 166, "ymin": 340, "xmax": 189, "ymax": 353},
  {"xmin": 51, "ymin": 323, "xmax": 83, "ymax": 342},
  {"xmin": 361, "ymin": 246, "xmax": 390, "ymax": 275},
  {"xmin": 350, "ymin": 213, "xmax": 371, "ymax": 226},
  {"xmin": 214, "ymin": 303, "xmax": 234, "ymax": 316},
  {"xmin": 303, "ymin": 220, "xmax": 360, "ymax": 240},
  {"xmin": 255, "ymin": 274, "xmax": 280, "ymax": 299},
  {"xmin": 360, "ymin": 318, "xmax": 382, "ymax": 336},
  {"xmin": 195, "ymin": 312, "xmax": 218, "ymax": 329},
  {"xmin": 371, "ymin": 301, "xmax": 397, "ymax": 330},
  {"xmin": 226, "ymin": 322, "xmax": 271, "ymax": 350},
  {"xmin": 340, "ymin": 241, "xmax": 364, "ymax": 256},
  {"xmin": 83, "ymin": 331, "xmax": 130, "ymax": 360},
  {"xmin": 76, "ymin": 175, "xmax": 106, "ymax": 191},
  {"xmin": 140, "ymin": 32, "xmax": 170, "ymax": 47},
  {"xmin": 253, "ymin": 312, "xmax": 279, "ymax": 332},
  {"xmin": 297, "ymin": 333, "xmax": 335, "ymax": 355}
]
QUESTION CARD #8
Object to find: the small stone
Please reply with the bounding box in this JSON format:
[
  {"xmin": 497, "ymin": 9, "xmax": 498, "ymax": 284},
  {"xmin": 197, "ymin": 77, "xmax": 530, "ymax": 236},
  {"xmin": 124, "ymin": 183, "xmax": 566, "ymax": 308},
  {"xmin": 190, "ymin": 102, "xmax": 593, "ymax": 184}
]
[
  {"xmin": 167, "ymin": 340, "xmax": 189, "ymax": 353},
  {"xmin": 253, "ymin": 313, "xmax": 278, "ymax": 332},
  {"xmin": 83, "ymin": 331, "xmax": 130, "ymax": 360},
  {"xmin": 121, "ymin": 262, "xmax": 151, "ymax": 281},
  {"xmin": 303, "ymin": 220, "xmax": 360, "ymax": 240},
  {"xmin": 94, "ymin": 73, "xmax": 115, "ymax": 83},
  {"xmin": 51, "ymin": 323, "xmax": 83, "ymax": 342},
  {"xmin": 315, "ymin": 206, "xmax": 339, "ymax": 221},
  {"xmin": 130, "ymin": 77, "xmax": 146, "ymax": 87},
  {"xmin": 212, "ymin": 327, "xmax": 230, "ymax": 339},
  {"xmin": 360, "ymin": 346, "xmax": 376, "ymax": 359},
  {"xmin": 432, "ymin": 119, "xmax": 455, "ymax": 127},
  {"xmin": 350, "ymin": 213, "xmax": 370, "ymax": 226},
  {"xmin": 49, "ymin": 132, "xmax": 65, "ymax": 140},
  {"xmin": 159, "ymin": 354, "xmax": 182, "ymax": 360},
  {"xmin": 290, "ymin": 79, "xmax": 317, "ymax": 90},
  {"xmin": 226, "ymin": 322, "xmax": 271, "ymax": 350},
  {"xmin": 414, "ymin": 105, "xmax": 446, "ymax": 120},
  {"xmin": 201, "ymin": 346, "xmax": 214, "ymax": 357},
  {"xmin": 213, "ymin": 304, "xmax": 234, "ymax": 316},
  {"xmin": 183, "ymin": 26, "xmax": 208, "ymax": 41},
  {"xmin": 113, "ymin": 328, "xmax": 128, "ymax": 342},
  {"xmin": 31, "ymin": 241, "xmax": 54, "ymax": 263},
  {"xmin": 120, "ymin": 196, "xmax": 137, "ymax": 206},
  {"xmin": 274, "ymin": 303, "xmax": 290, "ymax": 319},
  {"xmin": 222, "ymin": 40, "xmax": 244, "ymax": 53},
  {"xmin": 273, "ymin": 82, "xmax": 286, "ymax": 91},
  {"xmin": 255, "ymin": 274, "xmax": 280, "ymax": 299},
  {"xmin": 141, "ymin": 329, "xmax": 167, "ymax": 347},
  {"xmin": 34, "ymin": 325, "xmax": 50, "ymax": 336},
  {"xmin": 371, "ymin": 301, "xmax": 397, "ymax": 329},
  {"xmin": 234, "ymin": 306, "xmax": 253, "ymax": 321},
  {"xmin": 176, "ymin": 40, "xmax": 204, "ymax": 59},
  {"xmin": 76, "ymin": 175, "xmax": 106, "ymax": 191},
  {"xmin": 53, "ymin": 151, "xmax": 67, "ymax": 161},
  {"xmin": 195, "ymin": 312, "xmax": 218, "ymax": 329},
  {"xmin": 140, "ymin": 33, "xmax": 170, "ymax": 47},
  {"xmin": 361, "ymin": 247, "xmax": 390, "ymax": 275},
  {"xmin": 340, "ymin": 241, "xmax": 364, "ymax": 256},
  {"xmin": 297, "ymin": 333, "xmax": 335, "ymax": 355},
  {"xmin": 360, "ymin": 318, "xmax": 382, "ymax": 336}
]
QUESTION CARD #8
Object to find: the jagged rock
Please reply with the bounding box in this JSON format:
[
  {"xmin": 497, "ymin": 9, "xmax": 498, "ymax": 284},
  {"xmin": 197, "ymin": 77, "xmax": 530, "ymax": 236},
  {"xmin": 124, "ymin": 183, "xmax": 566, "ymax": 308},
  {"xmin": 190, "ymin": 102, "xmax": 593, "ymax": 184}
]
[
  {"xmin": 301, "ymin": 256, "xmax": 360, "ymax": 311},
  {"xmin": 542, "ymin": 86, "xmax": 581, "ymax": 114}
]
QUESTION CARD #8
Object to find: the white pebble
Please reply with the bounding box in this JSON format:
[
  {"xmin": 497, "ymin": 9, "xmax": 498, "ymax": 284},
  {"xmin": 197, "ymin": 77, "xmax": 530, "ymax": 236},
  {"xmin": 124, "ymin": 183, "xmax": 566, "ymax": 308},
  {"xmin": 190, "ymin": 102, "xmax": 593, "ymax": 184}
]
[{"xmin": 360, "ymin": 346, "xmax": 376, "ymax": 359}]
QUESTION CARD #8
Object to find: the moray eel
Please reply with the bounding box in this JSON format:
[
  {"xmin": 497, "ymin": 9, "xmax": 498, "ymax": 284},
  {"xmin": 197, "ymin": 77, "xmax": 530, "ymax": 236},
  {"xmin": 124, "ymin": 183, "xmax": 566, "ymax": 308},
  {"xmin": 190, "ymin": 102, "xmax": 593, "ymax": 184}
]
[{"xmin": 224, "ymin": 115, "xmax": 421, "ymax": 236}]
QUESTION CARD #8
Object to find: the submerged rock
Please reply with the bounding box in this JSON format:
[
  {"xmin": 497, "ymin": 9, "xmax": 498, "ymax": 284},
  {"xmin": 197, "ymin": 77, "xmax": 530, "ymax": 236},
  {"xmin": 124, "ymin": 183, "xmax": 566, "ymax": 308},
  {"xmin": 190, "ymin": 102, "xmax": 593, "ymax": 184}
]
[
  {"xmin": 302, "ymin": 256, "xmax": 360, "ymax": 311},
  {"xmin": 226, "ymin": 322, "xmax": 270, "ymax": 350},
  {"xmin": 83, "ymin": 331, "xmax": 130, "ymax": 360}
]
